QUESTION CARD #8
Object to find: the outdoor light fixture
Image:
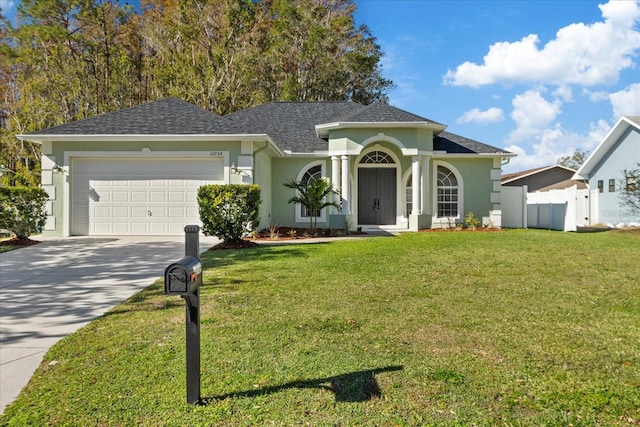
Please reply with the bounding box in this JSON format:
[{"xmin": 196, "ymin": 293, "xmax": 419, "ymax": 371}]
[
  {"xmin": 230, "ymin": 162, "xmax": 239, "ymax": 175},
  {"xmin": 52, "ymin": 165, "xmax": 64, "ymax": 173}
]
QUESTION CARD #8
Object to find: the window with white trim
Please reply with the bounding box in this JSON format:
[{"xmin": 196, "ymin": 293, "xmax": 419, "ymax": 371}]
[
  {"xmin": 301, "ymin": 165, "xmax": 322, "ymax": 217},
  {"xmin": 436, "ymin": 165, "xmax": 459, "ymax": 218},
  {"xmin": 294, "ymin": 162, "xmax": 329, "ymax": 223}
]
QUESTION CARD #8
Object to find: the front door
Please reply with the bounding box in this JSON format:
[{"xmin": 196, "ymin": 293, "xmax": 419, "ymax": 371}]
[{"xmin": 358, "ymin": 168, "xmax": 397, "ymax": 225}]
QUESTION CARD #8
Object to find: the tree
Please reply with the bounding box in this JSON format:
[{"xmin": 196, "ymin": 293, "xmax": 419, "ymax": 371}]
[
  {"xmin": 618, "ymin": 164, "xmax": 640, "ymax": 218},
  {"xmin": 557, "ymin": 149, "xmax": 588, "ymax": 170},
  {"xmin": 1, "ymin": 0, "xmax": 394, "ymax": 186},
  {"xmin": 284, "ymin": 177, "xmax": 340, "ymax": 233}
]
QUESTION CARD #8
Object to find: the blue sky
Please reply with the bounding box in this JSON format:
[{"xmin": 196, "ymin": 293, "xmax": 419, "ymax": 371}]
[
  {"xmin": 354, "ymin": 0, "xmax": 640, "ymax": 172},
  {"xmin": 2, "ymin": 0, "xmax": 639, "ymax": 172}
]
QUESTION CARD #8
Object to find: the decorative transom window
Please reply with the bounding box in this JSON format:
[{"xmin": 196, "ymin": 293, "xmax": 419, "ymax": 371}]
[
  {"xmin": 301, "ymin": 165, "xmax": 322, "ymax": 218},
  {"xmin": 302, "ymin": 165, "xmax": 322, "ymax": 185},
  {"xmin": 437, "ymin": 165, "xmax": 458, "ymax": 218},
  {"xmin": 360, "ymin": 151, "xmax": 395, "ymax": 164}
]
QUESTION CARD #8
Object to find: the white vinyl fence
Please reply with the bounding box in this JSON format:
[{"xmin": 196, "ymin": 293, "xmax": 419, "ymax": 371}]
[{"xmin": 501, "ymin": 185, "xmax": 599, "ymax": 231}]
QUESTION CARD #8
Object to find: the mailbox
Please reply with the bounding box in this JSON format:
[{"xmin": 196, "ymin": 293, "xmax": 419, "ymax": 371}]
[{"xmin": 164, "ymin": 256, "xmax": 202, "ymax": 295}]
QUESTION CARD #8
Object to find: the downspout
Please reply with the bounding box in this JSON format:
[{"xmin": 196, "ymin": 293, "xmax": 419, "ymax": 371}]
[{"xmin": 252, "ymin": 141, "xmax": 271, "ymax": 177}]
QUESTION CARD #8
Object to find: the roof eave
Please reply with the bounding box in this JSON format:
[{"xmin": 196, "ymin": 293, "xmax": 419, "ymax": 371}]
[
  {"xmin": 435, "ymin": 152, "xmax": 516, "ymax": 158},
  {"xmin": 18, "ymin": 133, "xmax": 277, "ymax": 145}
]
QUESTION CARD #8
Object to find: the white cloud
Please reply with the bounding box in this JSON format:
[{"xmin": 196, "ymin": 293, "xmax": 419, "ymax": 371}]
[
  {"xmin": 609, "ymin": 83, "xmax": 640, "ymax": 118},
  {"xmin": 443, "ymin": 0, "xmax": 640, "ymax": 88},
  {"xmin": 456, "ymin": 107, "xmax": 504, "ymax": 125},
  {"xmin": 503, "ymin": 120, "xmax": 609, "ymax": 173},
  {"xmin": 583, "ymin": 89, "xmax": 610, "ymax": 102},
  {"xmin": 507, "ymin": 89, "xmax": 562, "ymax": 143},
  {"xmin": 553, "ymin": 85, "xmax": 573, "ymax": 102}
]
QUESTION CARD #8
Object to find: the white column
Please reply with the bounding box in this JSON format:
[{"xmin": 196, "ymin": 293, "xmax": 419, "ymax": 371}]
[
  {"xmin": 422, "ymin": 156, "xmax": 431, "ymax": 215},
  {"xmin": 341, "ymin": 155, "xmax": 350, "ymax": 214},
  {"xmin": 331, "ymin": 156, "xmax": 340, "ymax": 214},
  {"xmin": 412, "ymin": 156, "xmax": 422, "ymax": 215}
]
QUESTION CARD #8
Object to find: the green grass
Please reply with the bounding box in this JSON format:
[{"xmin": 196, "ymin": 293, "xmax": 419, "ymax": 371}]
[{"xmin": 1, "ymin": 229, "xmax": 639, "ymax": 426}]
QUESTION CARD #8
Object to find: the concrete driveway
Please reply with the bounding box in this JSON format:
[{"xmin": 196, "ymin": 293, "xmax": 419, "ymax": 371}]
[{"xmin": 0, "ymin": 234, "xmax": 220, "ymax": 414}]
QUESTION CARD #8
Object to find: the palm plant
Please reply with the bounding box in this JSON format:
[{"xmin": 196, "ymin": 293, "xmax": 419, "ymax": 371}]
[{"xmin": 284, "ymin": 177, "xmax": 341, "ymax": 233}]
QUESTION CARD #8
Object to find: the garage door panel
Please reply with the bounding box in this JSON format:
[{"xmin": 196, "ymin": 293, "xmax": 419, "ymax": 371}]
[
  {"xmin": 131, "ymin": 191, "xmax": 148, "ymax": 203},
  {"xmin": 130, "ymin": 222, "xmax": 147, "ymax": 234},
  {"xmin": 150, "ymin": 191, "xmax": 166, "ymax": 203},
  {"xmin": 72, "ymin": 158, "xmax": 222, "ymax": 235},
  {"xmin": 149, "ymin": 223, "xmax": 167, "ymax": 234},
  {"xmin": 94, "ymin": 206, "xmax": 111, "ymax": 218},
  {"xmin": 112, "ymin": 207, "xmax": 129, "ymax": 218},
  {"xmin": 186, "ymin": 206, "xmax": 199, "ymax": 217},
  {"xmin": 168, "ymin": 191, "xmax": 186, "ymax": 203},
  {"xmin": 131, "ymin": 207, "xmax": 148, "ymax": 218},
  {"xmin": 112, "ymin": 192, "xmax": 128, "ymax": 202}
]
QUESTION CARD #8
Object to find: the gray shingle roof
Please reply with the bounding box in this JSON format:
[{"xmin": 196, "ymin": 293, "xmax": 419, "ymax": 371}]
[
  {"xmin": 335, "ymin": 102, "xmax": 444, "ymax": 125},
  {"xmin": 28, "ymin": 97, "xmax": 511, "ymax": 155},
  {"xmin": 225, "ymin": 101, "xmax": 363, "ymax": 152},
  {"xmin": 434, "ymin": 131, "xmax": 510, "ymax": 155},
  {"xmin": 31, "ymin": 97, "xmax": 229, "ymax": 135}
]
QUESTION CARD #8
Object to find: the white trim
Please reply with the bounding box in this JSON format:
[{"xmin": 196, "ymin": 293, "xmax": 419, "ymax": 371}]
[
  {"xmin": 294, "ymin": 160, "xmax": 328, "ymax": 224},
  {"xmin": 315, "ymin": 121, "xmax": 447, "ymax": 138},
  {"xmin": 432, "ymin": 160, "xmax": 464, "ymax": 223}
]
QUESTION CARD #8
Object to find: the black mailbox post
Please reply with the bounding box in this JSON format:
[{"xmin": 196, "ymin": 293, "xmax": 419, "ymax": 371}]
[{"xmin": 164, "ymin": 225, "xmax": 202, "ymax": 405}]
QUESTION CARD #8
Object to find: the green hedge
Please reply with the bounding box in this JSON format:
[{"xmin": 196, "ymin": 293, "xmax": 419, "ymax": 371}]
[
  {"xmin": 0, "ymin": 186, "xmax": 48, "ymax": 239},
  {"xmin": 197, "ymin": 184, "xmax": 261, "ymax": 243}
]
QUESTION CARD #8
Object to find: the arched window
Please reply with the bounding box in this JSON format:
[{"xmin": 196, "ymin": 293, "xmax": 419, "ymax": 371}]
[
  {"xmin": 294, "ymin": 162, "xmax": 328, "ymax": 223},
  {"xmin": 436, "ymin": 165, "xmax": 459, "ymax": 218},
  {"xmin": 360, "ymin": 151, "xmax": 395, "ymax": 164},
  {"xmin": 301, "ymin": 165, "xmax": 322, "ymax": 218}
]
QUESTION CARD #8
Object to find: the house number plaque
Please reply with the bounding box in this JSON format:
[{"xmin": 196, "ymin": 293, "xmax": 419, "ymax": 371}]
[{"xmin": 209, "ymin": 151, "xmax": 223, "ymax": 157}]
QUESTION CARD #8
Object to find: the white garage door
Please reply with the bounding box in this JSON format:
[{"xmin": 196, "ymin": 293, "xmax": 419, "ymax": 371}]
[{"xmin": 72, "ymin": 158, "xmax": 223, "ymax": 235}]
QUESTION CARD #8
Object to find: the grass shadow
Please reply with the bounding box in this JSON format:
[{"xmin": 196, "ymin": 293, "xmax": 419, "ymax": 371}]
[{"xmin": 205, "ymin": 365, "xmax": 403, "ymax": 403}]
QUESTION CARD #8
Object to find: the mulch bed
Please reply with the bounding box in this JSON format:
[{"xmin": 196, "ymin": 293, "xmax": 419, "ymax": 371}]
[
  {"xmin": 208, "ymin": 227, "xmax": 360, "ymax": 251},
  {"xmin": 0, "ymin": 237, "xmax": 41, "ymax": 247}
]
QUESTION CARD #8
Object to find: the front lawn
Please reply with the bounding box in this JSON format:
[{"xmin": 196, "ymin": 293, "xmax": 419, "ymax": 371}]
[{"xmin": 1, "ymin": 229, "xmax": 638, "ymax": 426}]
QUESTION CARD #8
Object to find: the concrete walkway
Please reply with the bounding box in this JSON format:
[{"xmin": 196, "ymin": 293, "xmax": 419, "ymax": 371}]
[{"xmin": 0, "ymin": 235, "xmax": 220, "ymax": 414}]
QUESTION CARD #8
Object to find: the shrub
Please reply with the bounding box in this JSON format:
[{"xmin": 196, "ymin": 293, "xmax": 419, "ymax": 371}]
[
  {"xmin": 197, "ymin": 184, "xmax": 261, "ymax": 243},
  {"xmin": 0, "ymin": 186, "xmax": 48, "ymax": 239},
  {"xmin": 464, "ymin": 211, "xmax": 480, "ymax": 230}
]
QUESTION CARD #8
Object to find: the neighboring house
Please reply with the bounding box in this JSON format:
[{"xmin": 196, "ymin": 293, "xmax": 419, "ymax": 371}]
[
  {"xmin": 573, "ymin": 116, "xmax": 640, "ymax": 225},
  {"xmin": 501, "ymin": 164, "xmax": 585, "ymax": 192},
  {"xmin": 19, "ymin": 97, "xmax": 514, "ymax": 237}
]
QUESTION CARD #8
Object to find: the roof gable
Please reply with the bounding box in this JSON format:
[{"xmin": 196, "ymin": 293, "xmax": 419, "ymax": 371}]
[
  {"xmin": 334, "ymin": 102, "xmax": 443, "ymax": 124},
  {"xmin": 574, "ymin": 116, "xmax": 640, "ymax": 179},
  {"xmin": 30, "ymin": 97, "xmax": 229, "ymax": 135}
]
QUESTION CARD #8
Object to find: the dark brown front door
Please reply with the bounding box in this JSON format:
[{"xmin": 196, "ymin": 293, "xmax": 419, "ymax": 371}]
[{"xmin": 358, "ymin": 168, "xmax": 397, "ymax": 225}]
